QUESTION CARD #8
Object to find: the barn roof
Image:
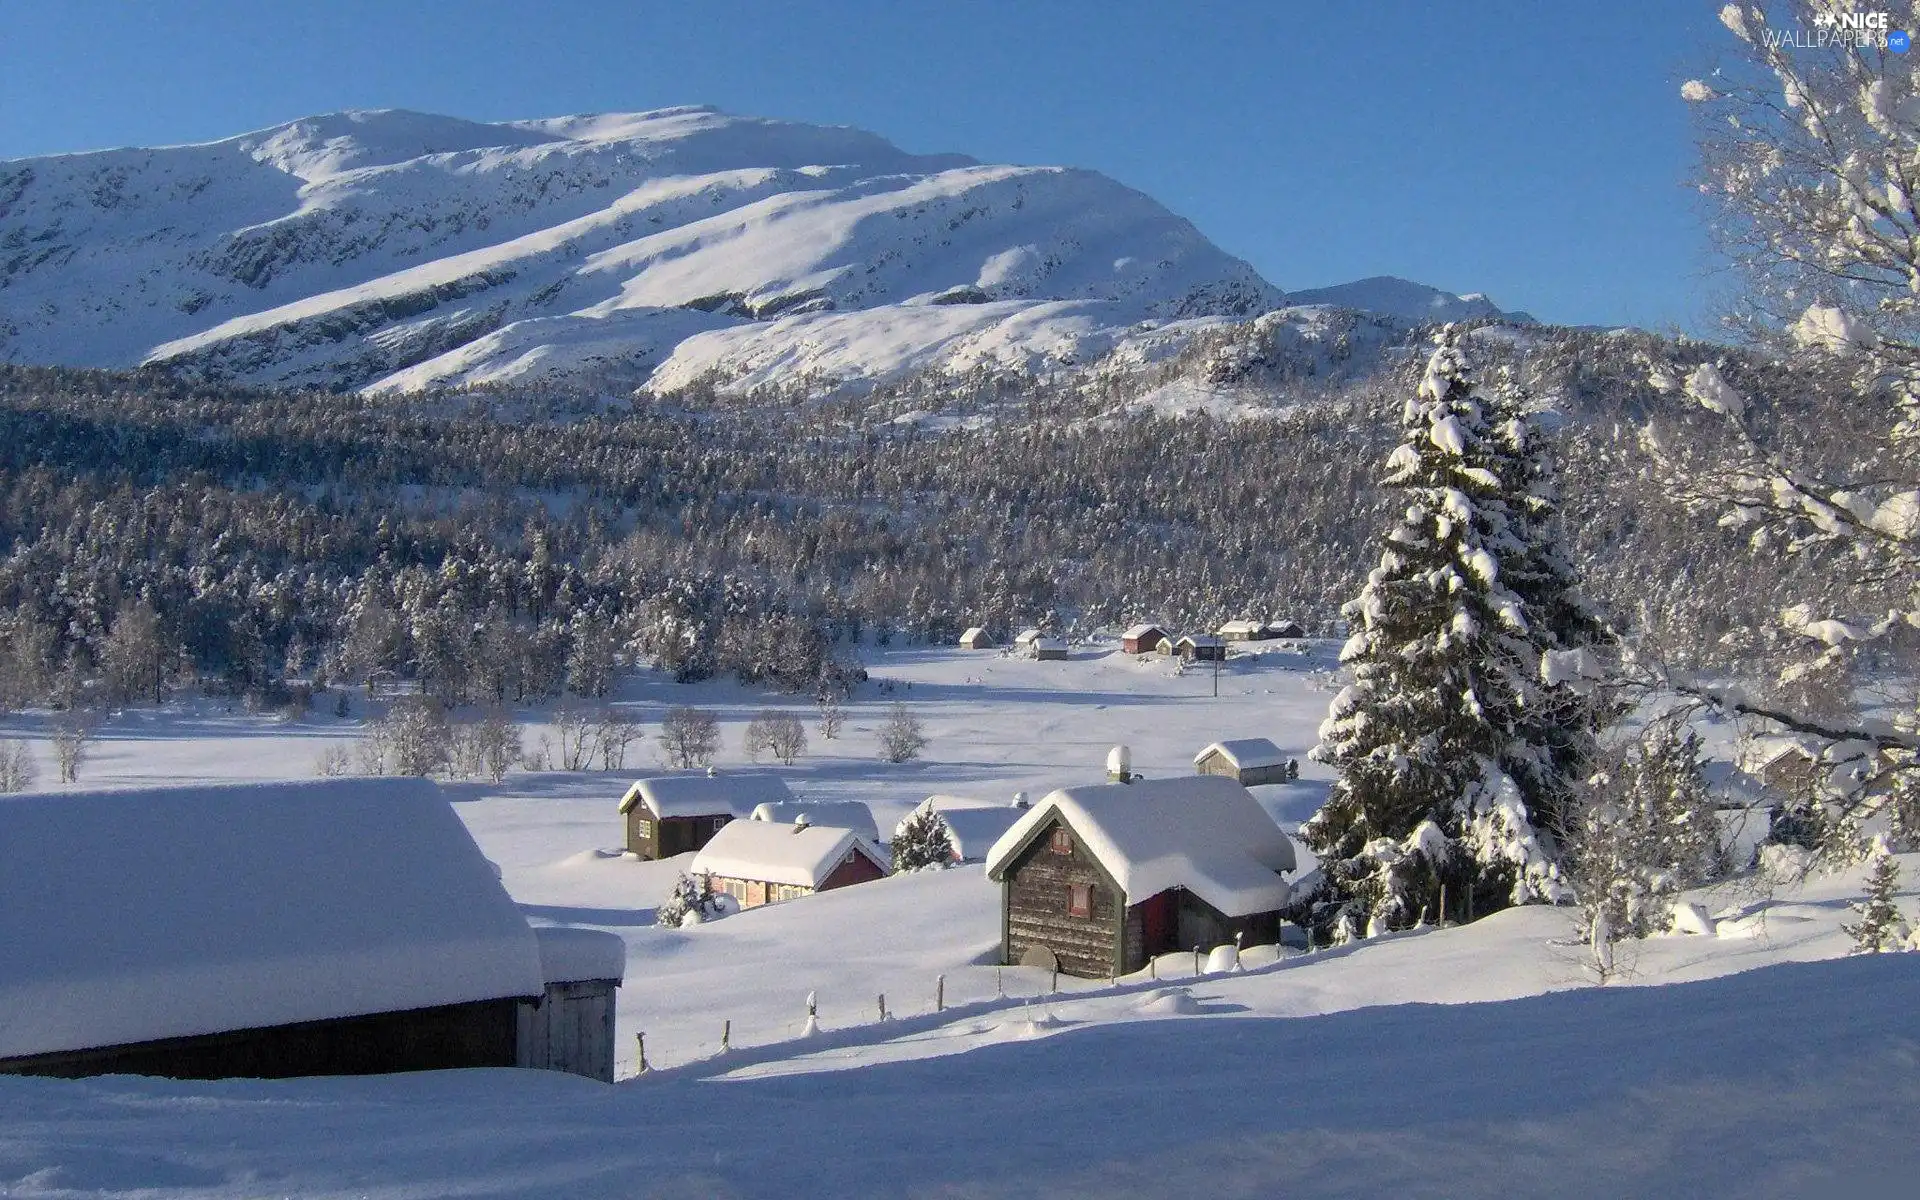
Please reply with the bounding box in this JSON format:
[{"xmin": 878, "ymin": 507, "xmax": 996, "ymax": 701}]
[
  {"xmin": 984, "ymin": 776, "xmax": 1296, "ymax": 918},
  {"xmin": 913, "ymin": 795, "xmax": 1028, "ymax": 859},
  {"xmin": 1014, "ymin": 628, "xmax": 1042, "ymax": 644},
  {"xmin": 960, "ymin": 626, "xmax": 987, "ymax": 640},
  {"xmin": 617, "ymin": 772, "xmax": 794, "ymax": 817},
  {"xmin": 749, "ymin": 800, "xmax": 880, "ymax": 845},
  {"xmin": 1034, "ymin": 636, "xmax": 1069, "ymax": 651},
  {"xmin": 1176, "ymin": 634, "xmax": 1224, "ymax": 648},
  {"xmin": 1194, "ymin": 738, "xmax": 1289, "ymax": 770},
  {"xmin": 1121, "ymin": 623, "xmax": 1166, "ymax": 639},
  {"xmin": 691, "ymin": 819, "xmax": 888, "ymax": 889},
  {"xmin": 1217, "ymin": 619, "xmax": 1265, "ymax": 635},
  {"xmin": 0, "ymin": 778, "xmax": 547, "ymax": 1062}
]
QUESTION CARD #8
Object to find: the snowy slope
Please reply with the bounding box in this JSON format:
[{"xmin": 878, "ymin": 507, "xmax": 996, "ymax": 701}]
[{"xmin": 0, "ymin": 106, "xmax": 1281, "ymax": 393}]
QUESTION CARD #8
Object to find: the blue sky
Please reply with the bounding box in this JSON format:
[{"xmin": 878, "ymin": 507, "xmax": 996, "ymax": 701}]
[{"xmin": 1, "ymin": 1, "xmax": 1720, "ymax": 331}]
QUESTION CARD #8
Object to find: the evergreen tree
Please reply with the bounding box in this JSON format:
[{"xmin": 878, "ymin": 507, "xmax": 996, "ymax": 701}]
[
  {"xmin": 891, "ymin": 807, "xmax": 956, "ymax": 872},
  {"xmin": 1303, "ymin": 331, "xmax": 1583, "ymax": 939},
  {"xmin": 1843, "ymin": 838, "xmax": 1906, "ymax": 955},
  {"xmin": 656, "ymin": 872, "xmax": 725, "ymax": 928}
]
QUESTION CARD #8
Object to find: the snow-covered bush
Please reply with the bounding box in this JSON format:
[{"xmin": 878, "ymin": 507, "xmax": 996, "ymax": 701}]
[
  {"xmin": 1844, "ymin": 838, "xmax": 1908, "ymax": 955},
  {"xmin": 877, "ymin": 702, "xmax": 928, "ymax": 763},
  {"xmin": 0, "ymin": 738, "xmax": 37, "ymax": 792},
  {"xmin": 656, "ymin": 872, "xmax": 728, "ymax": 929},
  {"xmin": 891, "ymin": 807, "xmax": 955, "ymax": 872}
]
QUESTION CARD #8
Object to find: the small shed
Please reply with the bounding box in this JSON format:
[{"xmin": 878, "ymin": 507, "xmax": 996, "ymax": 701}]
[
  {"xmin": 985, "ymin": 776, "xmax": 1296, "ymax": 978},
  {"xmin": 692, "ymin": 819, "xmax": 890, "ymax": 909},
  {"xmin": 618, "ymin": 772, "xmax": 793, "ymax": 859},
  {"xmin": 1174, "ymin": 634, "xmax": 1227, "ymax": 662},
  {"xmin": 1266, "ymin": 620, "xmax": 1307, "ymax": 639},
  {"xmin": 1121, "ymin": 624, "xmax": 1169, "ymax": 655},
  {"xmin": 749, "ymin": 799, "xmax": 881, "ymax": 845},
  {"xmin": 1738, "ymin": 737, "xmax": 1828, "ymax": 798},
  {"xmin": 1194, "ymin": 738, "xmax": 1293, "ymax": 787},
  {"xmin": 1033, "ymin": 636, "xmax": 1070, "ymax": 661},
  {"xmin": 959, "ymin": 627, "xmax": 994, "ymax": 649},
  {"xmin": 913, "ymin": 794, "xmax": 1029, "ymax": 863},
  {"xmin": 0, "ymin": 779, "xmax": 623, "ymax": 1083},
  {"xmin": 1013, "ymin": 628, "xmax": 1043, "ymax": 648},
  {"xmin": 1217, "ymin": 619, "xmax": 1268, "ymax": 642}
]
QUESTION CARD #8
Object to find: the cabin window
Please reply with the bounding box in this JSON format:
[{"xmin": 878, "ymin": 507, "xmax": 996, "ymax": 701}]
[
  {"xmin": 1068, "ymin": 883, "xmax": 1092, "ymax": 918},
  {"xmin": 711, "ymin": 816, "xmax": 729, "ymax": 833},
  {"xmin": 634, "ymin": 819, "xmax": 653, "ymax": 838},
  {"xmin": 1050, "ymin": 827, "xmax": 1074, "ymax": 855}
]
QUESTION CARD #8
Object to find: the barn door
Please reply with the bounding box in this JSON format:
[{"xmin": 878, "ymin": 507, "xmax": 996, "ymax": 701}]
[{"xmin": 1140, "ymin": 891, "xmax": 1174, "ymax": 959}]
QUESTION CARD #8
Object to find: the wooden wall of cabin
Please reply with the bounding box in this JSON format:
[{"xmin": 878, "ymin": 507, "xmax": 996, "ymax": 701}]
[
  {"xmin": 1002, "ymin": 816, "xmax": 1124, "ymax": 978},
  {"xmin": 0, "ymin": 998, "xmax": 520, "ymax": 1081},
  {"xmin": 515, "ymin": 979, "xmax": 618, "ymax": 1083}
]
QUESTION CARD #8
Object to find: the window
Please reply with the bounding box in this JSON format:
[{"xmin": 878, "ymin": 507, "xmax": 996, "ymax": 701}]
[
  {"xmin": 1050, "ymin": 827, "xmax": 1074, "ymax": 855},
  {"xmin": 1068, "ymin": 883, "xmax": 1092, "ymax": 918},
  {"xmin": 634, "ymin": 819, "xmax": 653, "ymax": 838}
]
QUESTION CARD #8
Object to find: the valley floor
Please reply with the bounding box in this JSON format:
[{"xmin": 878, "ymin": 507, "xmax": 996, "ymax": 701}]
[{"xmin": 0, "ymin": 641, "xmax": 1912, "ymax": 1198}]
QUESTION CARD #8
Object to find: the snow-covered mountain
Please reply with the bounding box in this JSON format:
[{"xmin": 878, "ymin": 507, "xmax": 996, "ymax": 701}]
[
  {"xmin": 1284, "ymin": 275, "xmax": 1533, "ymax": 326},
  {"xmin": 0, "ymin": 107, "xmax": 1520, "ymax": 395}
]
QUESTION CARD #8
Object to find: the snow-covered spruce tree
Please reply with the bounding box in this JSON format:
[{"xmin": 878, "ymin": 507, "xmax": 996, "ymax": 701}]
[
  {"xmin": 656, "ymin": 872, "xmax": 725, "ymax": 928},
  {"xmin": 1302, "ymin": 331, "xmax": 1603, "ymax": 939},
  {"xmin": 1648, "ymin": 4, "xmax": 1920, "ymax": 844},
  {"xmin": 1842, "ymin": 837, "xmax": 1906, "ymax": 954},
  {"xmin": 891, "ymin": 807, "xmax": 956, "ymax": 872}
]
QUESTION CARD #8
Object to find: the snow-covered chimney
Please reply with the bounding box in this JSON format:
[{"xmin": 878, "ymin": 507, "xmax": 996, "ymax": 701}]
[
  {"xmin": 706, "ymin": 765, "xmax": 717, "ymax": 777},
  {"xmin": 792, "ymin": 814, "xmax": 811, "ymax": 833},
  {"xmin": 1011, "ymin": 791, "xmax": 1029, "ymax": 809},
  {"xmin": 1106, "ymin": 745, "xmax": 1132, "ymax": 784}
]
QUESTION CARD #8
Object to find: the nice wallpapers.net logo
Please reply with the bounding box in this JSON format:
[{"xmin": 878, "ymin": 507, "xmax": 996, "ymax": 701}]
[{"xmin": 1771, "ymin": 10, "xmax": 1913, "ymax": 52}]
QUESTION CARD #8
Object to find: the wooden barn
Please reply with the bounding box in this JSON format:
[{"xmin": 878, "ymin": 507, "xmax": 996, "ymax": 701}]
[
  {"xmin": 1216, "ymin": 619, "xmax": 1269, "ymax": 642},
  {"xmin": 0, "ymin": 779, "xmax": 624, "ymax": 1083},
  {"xmin": 1740, "ymin": 737, "xmax": 1826, "ymax": 797},
  {"xmin": 911, "ymin": 794, "xmax": 1030, "ymax": 863},
  {"xmin": 1193, "ymin": 738, "xmax": 1294, "ymax": 787},
  {"xmin": 1266, "ymin": 619, "xmax": 1307, "ymax": 639},
  {"xmin": 1121, "ymin": 624, "xmax": 1169, "ymax": 655},
  {"xmin": 1173, "ymin": 634, "xmax": 1227, "ymax": 662},
  {"xmin": 749, "ymin": 799, "xmax": 881, "ymax": 845},
  {"xmin": 692, "ymin": 818, "xmax": 889, "ymax": 909},
  {"xmin": 618, "ymin": 772, "xmax": 793, "ymax": 859},
  {"xmin": 959, "ymin": 627, "xmax": 993, "ymax": 649},
  {"xmin": 1033, "ymin": 636, "xmax": 1070, "ymax": 661},
  {"xmin": 1014, "ymin": 628, "xmax": 1043, "ymax": 649},
  {"xmin": 984, "ymin": 776, "xmax": 1297, "ymax": 978}
]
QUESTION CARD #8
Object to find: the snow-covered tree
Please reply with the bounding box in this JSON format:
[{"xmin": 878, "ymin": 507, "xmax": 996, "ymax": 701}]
[
  {"xmin": 1303, "ymin": 331, "xmax": 1602, "ymax": 938},
  {"xmin": 1843, "ymin": 837, "xmax": 1907, "ymax": 954},
  {"xmin": 891, "ymin": 807, "xmax": 956, "ymax": 872},
  {"xmin": 656, "ymin": 872, "xmax": 726, "ymax": 928},
  {"xmin": 877, "ymin": 702, "xmax": 928, "ymax": 763},
  {"xmin": 0, "ymin": 739, "xmax": 37, "ymax": 792},
  {"xmin": 658, "ymin": 705, "xmax": 720, "ymax": 769},
  {"xmin": 1652, "ymin": 4, "xmax": 1920, "ymax": 841}
]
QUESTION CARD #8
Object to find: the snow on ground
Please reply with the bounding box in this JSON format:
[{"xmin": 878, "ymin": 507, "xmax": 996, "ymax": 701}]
[{"xmin": 2, "ymin": 639, "xmax": 1913, "ymax": 1196}]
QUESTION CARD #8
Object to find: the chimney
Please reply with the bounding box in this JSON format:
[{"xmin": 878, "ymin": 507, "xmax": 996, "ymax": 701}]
[
  {"xmin": 792, "ymin": 814, "xmax": 811, "ymax": 833},
  {"xmin": 1011, "ymin": 791, "xmax": 1029, "ymax": 809},
  {"xmin": 1106, "ymin": 745, "xmax": 1132, "ymax": 784}
]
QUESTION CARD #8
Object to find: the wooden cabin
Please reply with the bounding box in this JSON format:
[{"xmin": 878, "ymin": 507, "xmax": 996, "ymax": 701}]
[
  {"xmin": 0, "ymin": 779, "xmax": 623, "ymax": 1083},
  {"xmin": 692, "ymin": 818, "xmax": 889, "ymax": 909},
  {"xmin": 1033, "ymin": 636, "xmax": 1070, "ymax": 661},
  {"xmin": 618, "ymin": 772, "xmax": 793, "ymax": 859},
  {"xmin": 1173, "ymin": 634, "xmax": 1227, "ymax": 662},
  {"xmin": 1266, "ymin": 620, "xmax": 1306, "ymax": 639},
  {"xmin": 1739, "ymin": 738, "xmax": 1826, "ymax": 798},
  {"xmin": 1216, "ymin": 619, "xmax": 1268, "ymax": 642},
  {"xmin": 911, "ymin": 794, "xmax": 1030, "ymax": 863},
  {"xmin": 959, "ymin": 627, "xmax": 993, "ymax": 649},
  {"xmin": 1121, "ymin": 624, "xmax": 1169, "ymax": 655},
  {"xmin": 1013, "ymin": 628, "xmax": 1043, "ymax": 649},
  {"xmin": 749, "ymin": 799, "xmax": 880, "ymax": 845},
  {"xmin": 1194, "ymin": 738, "xmax": 1294, "ymax": 787},
  {"xmin": 984, "ymin": 776, "xmax": 1297, "ymax": 978}
]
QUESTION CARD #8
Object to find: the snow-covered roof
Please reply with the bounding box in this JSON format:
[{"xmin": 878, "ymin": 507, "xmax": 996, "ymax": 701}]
[
  {"xmin": 0, "ymin": 779, "xmax": 547, "ymax": 1062},
  {"xmin": 1121, "ymin": 623, "xmax": 1167, "ymax": 639},
  {"xmin": 749, "ymin": 800, "xmax": 880, "ymax": 845},
  {"xmin": 984, "ymin": 776, "xmax": 1296, "ymax": 918},
  {"xmin": 691, "ymin": 819, "xmax": 888, "ymax": 889},
  {"xmin": 1176, "ymin": 634, "xmax": 1224, "ymax": 648},
  {"xmin": 531, "ymin": 926, "xmax": 627, "ymax": 984},
  {"xmin": 1217, "ymin": 619, "xmax": 1265, "ymax": 636},
  {"xmin": 1014, "ymin": 628, "xmax": 1043, "ymax": 644},
  {"xmin": 1033, "ymin": 636, "xmax": 1069, "ymax": 651},
  {"xmin": 618, "ymin": 772, "xmax": 794, "ymax": 817},
  {"xmin": 1737, "ymin": 736, "xmax": 1819, "ymax": 776},
  {"xmin": 914, "ymin": 795, "xmax": 1027, "ymax": 859},
  {"xmin": 1194, "ymin": 738, "xmax": 1288, "ymax": 770},
  {"xmin": 959, "ymin": 626, "xmax": 988, "ymax": 642}
]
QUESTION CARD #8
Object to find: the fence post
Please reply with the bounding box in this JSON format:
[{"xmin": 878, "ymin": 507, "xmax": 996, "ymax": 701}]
[
  {"xmin": 634, "ymin": 1031, "xmax": 648, "ymax": 1074},
  {"xmin": 936, "ymin": 974, "xmax": 945, "ymax": 1013},
  {"xmin": 720, "ymin": 1019, "xmax": 731, "ymax": 1053},
  {"xmin": 995, "ymin": 967, "xmax": 1004, "ymax": 999},
  {"xmin": 1050, "ymin": 967, "xmax": 1059, "ymax": 994},
  {"xmin": 1233, "ymin": 931, "xmax": 1244, "ymax": 972},
  {"xmin": 1150, "ymin": 955, "xmax": 1157, "ymax": 980},
  {"xmin": 1439, "ymin": 882, "xmax": 1448, "ymax": 928},
  {"xmin": 1193, "ymin": 944, "xmax": 1202, "ymax": 977},
  {"xmin": 877, "ymin": 993, "xmax": 888, "ymax": 1022}
]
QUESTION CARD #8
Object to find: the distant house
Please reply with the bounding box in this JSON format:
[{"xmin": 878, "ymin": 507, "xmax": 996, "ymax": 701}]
[
  {"xmin": 749, "ymin": 799, "xmax": 880, "ymax": 845},
  {"xmin": 692, "ymin": 818, "xmax": 890, "ymax": 909},
  {"xmin": 1014, "ymin": 628, "xmax": 1043, "ymax": 648},
  {"xmin": 1739, "ymin": 738, "xmax": 1826, "ymax": 798},
  {"xmin": 913, "ymin": 794, "xmax": 1029, "ymax": 863},
  {"xmin": 618, "ymin": 772, "xmax": 794, "ymax": 860},
  {"xmin": 959, "ymin": 627, "xmax": 993, "ymax": 649},
  {"xmin": 1033, "ymin": 636, "xmax": 1070, "ymax": 661},
  {"xmin": 0, "ymin": 779, "xmax": 623, "ymax": 1082},
  {"xmin": 1266, "ymin": 620, "xmax": 1307, "ymax": 639},
  {"xmin": 1121, "ymin": 624, "xmax": 1169, "ymax": 655},
  {"xmin": 1194, "ymin": 738, "xmax": 1293, "ymax": 787},
  {"xmin": 985, "ymin": 776, "xmax": 1297, "ymax": 978},
  {"xmin": 1173, "ymin": 634, "xmax": 1227, "ymax": 662},
  {"xmin": 1216, "ymin": 619, "xmax": 1268, "ymax": 642}
]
